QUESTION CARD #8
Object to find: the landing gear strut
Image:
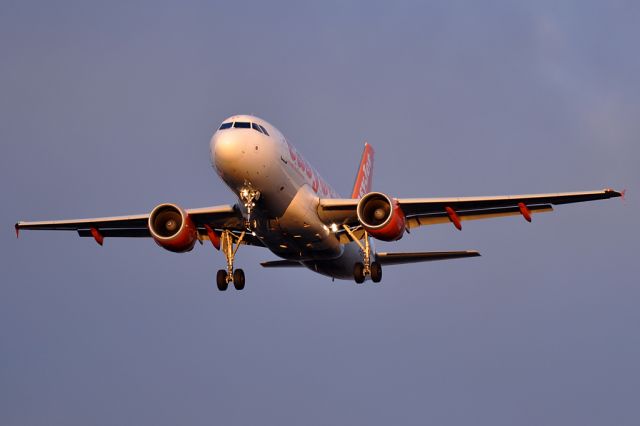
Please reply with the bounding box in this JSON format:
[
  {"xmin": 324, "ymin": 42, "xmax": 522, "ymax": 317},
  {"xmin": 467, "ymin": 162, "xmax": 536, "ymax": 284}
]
[
  {"xmin": 216, "ymin": 229, "xmax": 246, "ymax": 291},
  {"xmin": 342, "ymin": 226, "xmax": 382, "ymax": 284}
]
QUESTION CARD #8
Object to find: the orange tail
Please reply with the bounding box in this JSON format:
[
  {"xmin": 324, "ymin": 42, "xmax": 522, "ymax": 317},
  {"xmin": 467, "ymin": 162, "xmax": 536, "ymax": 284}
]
[{"xmin": 351, "ymin": 143, "xmax": 375, "ymax": 198}]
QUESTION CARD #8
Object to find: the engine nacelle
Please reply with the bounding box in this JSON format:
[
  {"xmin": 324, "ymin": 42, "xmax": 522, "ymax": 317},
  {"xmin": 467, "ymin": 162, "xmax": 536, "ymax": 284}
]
[
  {"xmin": 148, "ymin": 203, "xmax": 198, "ymax": 253},
  {"xmin": 356, "ymin": 192, "xmax": 406, "ymax": 241}
]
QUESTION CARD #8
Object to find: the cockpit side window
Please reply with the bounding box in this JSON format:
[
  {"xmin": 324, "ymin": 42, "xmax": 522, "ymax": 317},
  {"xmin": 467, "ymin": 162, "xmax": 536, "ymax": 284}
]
[
  {"xmin": 251, "ymin": 123, "xmax": 263, "ymax": 133},
  {"xmin": 258, "ymin": 124, "xmax": 270, "ymax": 136},
  {"xmin": 219, "ymin": 122, "xmax": 233, "ymax": 130},
  {"xmin": 234, "ymin": 121, "xmax": 251, "ymax": 129}
]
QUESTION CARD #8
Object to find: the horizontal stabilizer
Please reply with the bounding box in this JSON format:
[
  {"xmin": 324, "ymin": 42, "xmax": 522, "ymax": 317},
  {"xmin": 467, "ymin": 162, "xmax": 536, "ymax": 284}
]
[
  {"xmin": 260, "ymin": 260, "xmax": 303, "ymax": 268},
  {"xmin": 376, "ymin": 250, "xmax": 480, "ymax": 266}
]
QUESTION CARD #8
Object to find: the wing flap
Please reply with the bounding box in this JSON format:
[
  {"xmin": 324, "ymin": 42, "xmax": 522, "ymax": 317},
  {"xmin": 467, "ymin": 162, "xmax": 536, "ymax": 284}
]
[
  {"xmin": 406, "ymin": 204, "xmax": 553, "ymax": 228},
  {"xmin": 78, "ymin": 228, "xmax": 150, "ymax": 238}
]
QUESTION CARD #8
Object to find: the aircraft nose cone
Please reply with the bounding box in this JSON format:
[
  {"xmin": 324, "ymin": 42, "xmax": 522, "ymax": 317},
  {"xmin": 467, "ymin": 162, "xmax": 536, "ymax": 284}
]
[{"xmin": 212, "ymin": 133, "xmax": 244, "ymax": 172}]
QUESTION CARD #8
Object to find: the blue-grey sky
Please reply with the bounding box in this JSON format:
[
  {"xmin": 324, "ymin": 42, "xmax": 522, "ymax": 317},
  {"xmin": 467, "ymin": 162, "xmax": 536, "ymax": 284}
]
[{"xmin": 1, "ymin": 1, "xmax": 639, "ymax": 425}]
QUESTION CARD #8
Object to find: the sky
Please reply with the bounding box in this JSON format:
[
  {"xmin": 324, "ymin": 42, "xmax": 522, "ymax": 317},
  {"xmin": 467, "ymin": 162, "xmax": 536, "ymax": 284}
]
[{"xmin": 1, "ymin": 1, "xmax": 639, "ymax": 425}]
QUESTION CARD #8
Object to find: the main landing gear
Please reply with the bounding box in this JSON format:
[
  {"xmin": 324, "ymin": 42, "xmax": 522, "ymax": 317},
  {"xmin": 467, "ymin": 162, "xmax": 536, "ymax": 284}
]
[
  {"xmin": 216, "ymin": 229, "xmax": 246, "ymax": 291},
  {"xmin": 342, "ymin": 226, "xmax": 382, "ymax": 284}
]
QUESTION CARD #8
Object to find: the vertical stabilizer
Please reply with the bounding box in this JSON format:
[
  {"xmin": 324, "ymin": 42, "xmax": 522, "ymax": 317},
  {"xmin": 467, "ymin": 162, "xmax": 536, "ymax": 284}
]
[{"xmin": 351, "ymin": 143, "xmax": 375, "ymax": 198}]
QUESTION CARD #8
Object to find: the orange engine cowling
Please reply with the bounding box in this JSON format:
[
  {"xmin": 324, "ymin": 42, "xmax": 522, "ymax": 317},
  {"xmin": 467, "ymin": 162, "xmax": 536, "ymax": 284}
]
[
  {"xmin": 148, "ymin": 203, "xmax": 198, "ymax": 253},
  {"xmin": 356, "ymin": 192, "xmax": 406, "ymax": 241}
]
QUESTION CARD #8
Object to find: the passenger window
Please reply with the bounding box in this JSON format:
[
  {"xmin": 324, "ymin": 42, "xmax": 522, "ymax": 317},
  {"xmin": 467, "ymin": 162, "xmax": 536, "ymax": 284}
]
[
  {"xmin": 234, "ymin": 122, "xmax": 251, "ymax": 129},
  {"xmin": 219, "ymin": 122, "xmax": 233, "ymax": 130},
  {"xmin": 251, "ymin": 123, "xmax": 263, "ymax": 133},
  {"xmin": 258, "ymin": 124, "xmax": 270, "ymax": 136}
]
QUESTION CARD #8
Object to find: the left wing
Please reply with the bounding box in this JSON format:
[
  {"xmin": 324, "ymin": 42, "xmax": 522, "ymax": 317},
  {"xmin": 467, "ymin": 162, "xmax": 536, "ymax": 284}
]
[
  {"xmin": 319, "ymin": 188, "xmax": 622, "ymax": 232},
  {"xmin": 16, "ymin": 204, "xmax": 264, "ymax": 246}
]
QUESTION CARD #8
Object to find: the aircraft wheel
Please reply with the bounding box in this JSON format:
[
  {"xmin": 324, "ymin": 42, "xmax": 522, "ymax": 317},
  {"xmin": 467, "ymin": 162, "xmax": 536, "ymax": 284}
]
[
  {"xmin": 216, "ymin": 270, "xmax": 228, "ymax": 291},
  {"xmin": 354, "ymin": 262, "xmax": 366, "ymax": 284},
  {"xmin": 233, "ymin": 269, "xmax": 245, "ymax": 290},
  {"xmin": 370, "ymin": 262, "xmax": 382, "ymax": 283}
]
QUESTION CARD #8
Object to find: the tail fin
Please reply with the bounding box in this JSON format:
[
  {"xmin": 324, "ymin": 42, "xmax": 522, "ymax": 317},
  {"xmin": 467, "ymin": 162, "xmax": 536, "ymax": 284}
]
[{"xmin": 351, "ymin": 143, "xmax": 375, "ymax": 198}]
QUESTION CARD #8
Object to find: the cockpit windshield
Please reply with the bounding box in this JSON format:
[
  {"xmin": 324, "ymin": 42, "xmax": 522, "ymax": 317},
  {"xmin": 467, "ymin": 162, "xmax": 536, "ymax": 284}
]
[{"xmin": 218, "ymin": 120, "xmax": 268, "ymax": 135}]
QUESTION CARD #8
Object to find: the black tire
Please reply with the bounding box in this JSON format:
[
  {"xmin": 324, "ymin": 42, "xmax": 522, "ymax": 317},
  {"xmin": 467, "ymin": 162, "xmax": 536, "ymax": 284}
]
[
  {"xmin": 233, "ymin": 269, "xmax": 246, "ymax": 290},
  {"xmin": 216, "ymin": 270, "xmax": 228, "ymax": 291},
  {"xmin": 370, "ymin": 261, "xmax": 382, "ymax": 283},
  {"xmin": 353, "ymin": 262, "xmax": 365, "ymax": 284}
]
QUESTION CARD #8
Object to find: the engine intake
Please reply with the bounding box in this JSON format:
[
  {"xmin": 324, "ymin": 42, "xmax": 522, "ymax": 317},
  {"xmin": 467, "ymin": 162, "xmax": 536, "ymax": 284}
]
[
  {"xmin": 148, "ymin": 203, "xmax": 198, "ymax": 253},
  {"xmin": 356, "ymin": 192, "xmax": 406, "ymax": 241}
]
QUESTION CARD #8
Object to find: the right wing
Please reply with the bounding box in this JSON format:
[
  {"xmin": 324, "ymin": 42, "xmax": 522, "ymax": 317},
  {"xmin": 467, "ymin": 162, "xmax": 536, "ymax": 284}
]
[
  {"xmin": 319, "ymin": 188, "xmax": 621, "ymax": 231},
  {"xmin": 16, "ymin": 204, "xmax": 264, "ymax": 246}
]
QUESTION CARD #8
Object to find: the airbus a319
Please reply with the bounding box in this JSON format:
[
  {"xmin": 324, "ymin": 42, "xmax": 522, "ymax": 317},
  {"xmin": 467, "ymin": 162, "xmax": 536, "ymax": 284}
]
[{"xmin": 16, "ymin": 115, "xmax": 622, "ymax": 290}]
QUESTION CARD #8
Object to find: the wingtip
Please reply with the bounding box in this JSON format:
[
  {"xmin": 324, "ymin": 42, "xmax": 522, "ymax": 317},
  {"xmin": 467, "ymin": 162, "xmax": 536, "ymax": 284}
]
[
  {"xmin": 604, "ymin": 188, "xmax": 624, "ymax": 198},
  {"xmin": 14, "ymin": 223, "xmax": 19, "ymax": 238}
]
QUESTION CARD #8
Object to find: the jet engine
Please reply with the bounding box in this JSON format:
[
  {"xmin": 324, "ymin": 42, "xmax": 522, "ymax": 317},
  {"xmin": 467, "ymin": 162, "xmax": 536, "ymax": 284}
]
[
  {"xmin": 356, "ymin": 192, "xmax": 406, "ymax": 241},
  {"xmin": 148, "ymin": 203, "xmax": 198, "ymax": 253}
]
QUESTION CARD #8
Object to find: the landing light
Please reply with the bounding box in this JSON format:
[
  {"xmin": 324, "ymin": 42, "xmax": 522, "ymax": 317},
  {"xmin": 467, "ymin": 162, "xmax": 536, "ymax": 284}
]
[{"xmin": 330, "ymin": 223, "xmax": 338, "ymax": 233}]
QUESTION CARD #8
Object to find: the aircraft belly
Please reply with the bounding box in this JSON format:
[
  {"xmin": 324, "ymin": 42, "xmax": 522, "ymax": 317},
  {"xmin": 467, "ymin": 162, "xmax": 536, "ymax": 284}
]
[
  {"xmin": 254, "ymin": 185, "xmax": 343, "ymax": 261},
  {"xmin": 301, "ymin": 243, "xmax": 363, "ymax": 279}
]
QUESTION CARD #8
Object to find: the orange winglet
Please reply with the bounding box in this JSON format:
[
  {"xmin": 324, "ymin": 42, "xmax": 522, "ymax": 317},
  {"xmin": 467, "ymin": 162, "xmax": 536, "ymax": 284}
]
[
  {"xmin": 90, "ymin": 227, "xmax": 104, "ymax": 246},
  {"xmin": 518, "ymin": 202, "xmax": 532, "ymax": 222},
  {"xmin": 204, "ymin": 224, "xmax": 221, "ymax": 250},
  {"xmin": 445, "ymin": 206, "xmax": 462, "ymax": 231}
]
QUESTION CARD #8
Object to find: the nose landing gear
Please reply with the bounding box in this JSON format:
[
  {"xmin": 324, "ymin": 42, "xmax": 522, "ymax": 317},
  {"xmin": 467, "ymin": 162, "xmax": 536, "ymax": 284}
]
[
  {"xmin": 216, "ymin": 182, "xmax": 259, "ymax": 292},
  {"xmin": 216, "ymin": 229, "xmax": 246, "ymax": 291},
  {"xmin": 239, "ymin": 180, "xmax": 261, "ymax": 216}
]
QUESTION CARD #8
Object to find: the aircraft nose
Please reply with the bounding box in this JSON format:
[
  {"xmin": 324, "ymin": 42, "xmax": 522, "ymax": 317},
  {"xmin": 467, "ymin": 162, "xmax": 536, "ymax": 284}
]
[{"xmin": 212, "ymin": 132, "xmax": 244, "ymax": 171}]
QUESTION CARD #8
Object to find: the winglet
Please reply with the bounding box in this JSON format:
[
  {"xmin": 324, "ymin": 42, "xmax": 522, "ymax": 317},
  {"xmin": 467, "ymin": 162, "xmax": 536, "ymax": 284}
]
[
  {"xmin": 15, "ymin": 223, "xmax": 20, "ymax": 238},
  {"xmin": 351, "ymin": 142, "xmax": 375, "ymax": 199},
  {"xmin": 621, "ymin": 189, "xmax": 627, "ymax": 201},
  {"xmin": 604, "ymin": 188, "xmax": 623, "ymax": 198}
]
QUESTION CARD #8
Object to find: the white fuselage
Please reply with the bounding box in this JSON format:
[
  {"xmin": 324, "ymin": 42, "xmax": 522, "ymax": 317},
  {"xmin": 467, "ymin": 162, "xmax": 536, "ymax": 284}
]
[{"xmin": 210, "ymin": 115, "xmax": 364, "ymax": 279}]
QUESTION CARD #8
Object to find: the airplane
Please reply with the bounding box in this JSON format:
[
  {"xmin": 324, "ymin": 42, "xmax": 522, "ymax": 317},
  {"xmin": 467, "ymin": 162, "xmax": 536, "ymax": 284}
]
[{"xmin": 15, "ymin": 114, "xmax": 622, "ymax": 290}]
